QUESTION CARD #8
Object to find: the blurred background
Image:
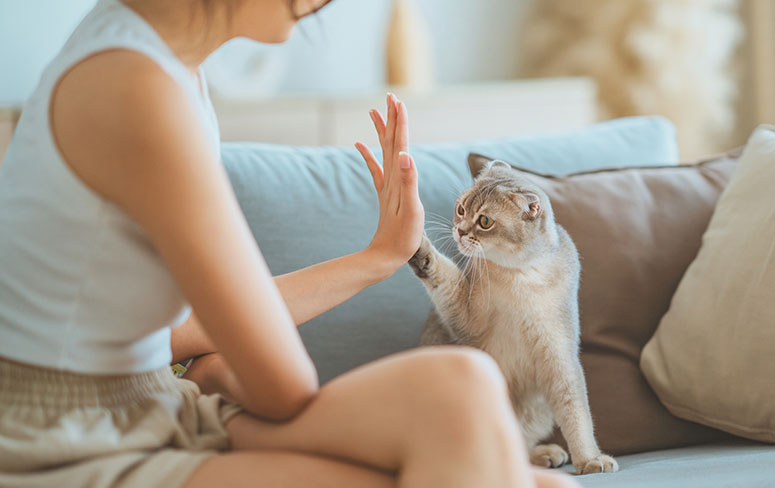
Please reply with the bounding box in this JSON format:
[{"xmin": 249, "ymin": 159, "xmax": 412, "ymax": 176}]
[{"xmin": 0, "ymin": 0, "xmax": 773, "ymax": 160}]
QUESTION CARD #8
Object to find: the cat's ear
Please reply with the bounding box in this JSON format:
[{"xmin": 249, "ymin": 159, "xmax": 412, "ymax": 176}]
[
  {"xmin": 467, "ymin": 154, "xmax": 511, "ymax": 178},
  {"xmin": 467, "ymin": 153, "xmax": 491, "ymax": 178},
  {"xmin": 511, "ymin": 192, "xmax": 542, "ymax": 221},
  {"xmin": 487, "ymin": 160, "xmax": 511, "ymax": 172}
]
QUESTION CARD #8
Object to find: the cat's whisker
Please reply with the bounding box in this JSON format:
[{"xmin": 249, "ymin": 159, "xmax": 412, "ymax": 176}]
[
  {"xmin": 478, "ymin": 245, "xmax": 491, "ymax": 311},
  {"xmin": 425, "ymin": 210, "xmax": 453, "ymax": 224},
  {"xmin": 468, "ymin": 245, "xmax": 486, "ymax": 305},
  {"xmin": 454, "ymin": 253, "xmax": 474, "ymax": 294},
  {"xmin": 425, "ymin": 224, "xmax": 451, "ymax": 231},
  {"xmin": 424, "ymin": 222, "xmax": 452, "ymax": 232},
  {"xmin": 467, "ymin": 256, "xmax": 478, "ymax": 304},
  {"xmin": 437, "ymin": 238, "xmax": 458, "ymax": 258},
  {"xmin": 424, "ymin": 214, "xmax": 451, "ymax": 224}
]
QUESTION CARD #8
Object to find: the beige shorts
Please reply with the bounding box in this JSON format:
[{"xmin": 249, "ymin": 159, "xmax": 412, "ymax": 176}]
[{"xmin": 0, "ymin": 358, "xmax": 244, "ymax": 488}]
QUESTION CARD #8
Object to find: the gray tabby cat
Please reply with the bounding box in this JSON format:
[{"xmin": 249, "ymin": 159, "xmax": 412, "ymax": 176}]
[{"xmin": 409, "ymin": 159, "xmax": 617, "ymax": 474}]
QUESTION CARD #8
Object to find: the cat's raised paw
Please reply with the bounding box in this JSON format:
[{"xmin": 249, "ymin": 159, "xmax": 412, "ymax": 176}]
[
  {"xmin": 576, "ymin": 454, "xmax": 618, "ymax": 474},
  {"xmin": 408, "ymin": 236, "xmax": 434, "ymax": 279},
  {"xmin": 530, "ymin": 444, "xmax": 569, "ymax": 468}
]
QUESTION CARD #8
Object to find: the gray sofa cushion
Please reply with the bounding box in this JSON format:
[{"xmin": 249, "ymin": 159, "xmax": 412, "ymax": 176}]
[
  {"xmin": 562, "ymin": 440, "xmax": 775, "ymax": 487},
  {"xmin": 221, "ymin": 116, "xmax": 678, "ymax": 382}
]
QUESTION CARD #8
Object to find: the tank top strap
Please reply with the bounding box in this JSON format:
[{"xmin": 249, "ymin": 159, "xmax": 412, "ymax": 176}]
[{"xmin": 40, "ymin": 0, "xmax": 219, "ymax": 149}]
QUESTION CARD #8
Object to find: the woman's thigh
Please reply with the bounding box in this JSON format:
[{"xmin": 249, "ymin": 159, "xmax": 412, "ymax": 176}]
[
  {"xmin": 183, "ymin": 451, "xmax": 394, "ymax": 488},
  {"xmin": 224, "ymin": 346, "xmax": 517, "ymax": 473}
]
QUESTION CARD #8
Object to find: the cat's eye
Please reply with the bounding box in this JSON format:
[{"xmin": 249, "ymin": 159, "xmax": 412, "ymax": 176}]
[
  {"xmin": 478, "ymin": 215, "xmax": 494, "ymax": 229},
  {"xmin": 456, "ymin": 204, "xmax": 465, "ymax": 216}
]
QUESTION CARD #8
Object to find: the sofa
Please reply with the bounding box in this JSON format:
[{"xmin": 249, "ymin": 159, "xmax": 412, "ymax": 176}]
[{"xmin": 219, "ymin": 116, "xmax": 775, "ymax": 487}]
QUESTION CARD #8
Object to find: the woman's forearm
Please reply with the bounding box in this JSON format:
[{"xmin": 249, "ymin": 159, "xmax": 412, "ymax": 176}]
[
  {"xmin": 170, "ymin": 312, "xmax": 217, "ymax": 364},
  {"xmin": 274, "ymin": 248, "xmax": 397, "ymax": 326},
  {"xmin": 171, "ymin": 248, "xmax": 398, "ymax": 363}
]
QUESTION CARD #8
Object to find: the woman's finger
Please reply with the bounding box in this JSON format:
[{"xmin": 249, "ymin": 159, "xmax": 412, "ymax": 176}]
[
  {"xmin": 395, "ymin": 101, "xmax": 409, "ymax": 156},
  {"xmin": 398, "ymin": 151, "xmax": 421, "ymax": 216},
  {"xmin": 392, "ymin": 101, "xmax": 409, "ymax": 188},
  {"xmin": 355, "ymin": 142, "xmax": 384, "ymax": 193},
  {"xmin": 383, "ymin": 93, "xmax": 398, "ymax": 188},
  {"xmin": 369, "ymin": 109, "xmax": 386, "ymax": 149}
]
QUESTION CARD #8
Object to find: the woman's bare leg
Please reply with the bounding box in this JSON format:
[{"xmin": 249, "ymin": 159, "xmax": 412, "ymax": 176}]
[
  {"xmin": 223, "ymin": 347, "xmax": 535, "ymax": 488},
  {"xmin": 183, "ymin": 451, "xmax": 394, "ymax": 488},
  {"xmin": 183, "ymin": 452, "xmax": 580, "ymax": 488}
]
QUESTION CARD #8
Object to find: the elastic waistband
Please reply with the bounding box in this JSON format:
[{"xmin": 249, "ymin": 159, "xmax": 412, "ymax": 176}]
[{"xmin": 0, "ymin": 357, "xmax": 179, "ymax": 409}]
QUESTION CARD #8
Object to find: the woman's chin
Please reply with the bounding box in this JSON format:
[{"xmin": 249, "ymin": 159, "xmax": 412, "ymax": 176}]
[{"xmin": 248, "ymin": 26, "xmax": 295, "ymax": 44}]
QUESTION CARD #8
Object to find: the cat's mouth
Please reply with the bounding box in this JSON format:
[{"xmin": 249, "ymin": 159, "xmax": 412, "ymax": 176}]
[
  {"xmin": 454, "ymin": 233, "xmax": 478, "ymax": 255},
  {"xmin": 458, "ymin": 244, "xmax": 474, "ymax": 256}
]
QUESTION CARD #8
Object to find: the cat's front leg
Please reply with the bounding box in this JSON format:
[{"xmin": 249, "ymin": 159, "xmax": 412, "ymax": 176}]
[
  {"xmin": 543, "ymin": 351, "xmax": 618, "ymax": 474},
  {"xmin": 408, "ymin": 234, "xmax": 462, "ymax": 290},
  {"xmin": 409, "ymin": 235, "xmax": 473, "ymax": 328},
  {"xmin": 408, "ymin": 234, "xmax": 437, "ymax": 281}
]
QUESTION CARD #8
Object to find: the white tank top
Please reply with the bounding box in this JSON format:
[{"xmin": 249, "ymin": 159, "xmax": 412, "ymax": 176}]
[{"xmin": 0, "ymin": 0, "xmax": 221, "ymax": 374}]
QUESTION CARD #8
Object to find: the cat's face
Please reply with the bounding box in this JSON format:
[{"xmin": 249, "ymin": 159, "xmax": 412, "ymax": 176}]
[{"xmin": 453, "ymin": 163, "xmax": 548, "ymax": 267}]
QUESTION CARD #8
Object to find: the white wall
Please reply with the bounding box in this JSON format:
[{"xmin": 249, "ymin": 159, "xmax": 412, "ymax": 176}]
[
  {"xmin": 205, "ymin": 0, "xmax": 530, "ymax": 98},
  {"xmin": 0, "ymin": 0, "xmax": 530, "ymax": 105},
  {"xmin": 0, "ymin": 0, "xmax": 96, "ymax": 106}
]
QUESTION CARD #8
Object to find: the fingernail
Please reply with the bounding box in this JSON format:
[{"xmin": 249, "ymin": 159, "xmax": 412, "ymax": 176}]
[{"xmin": 399, "ymin": 151, "xmax": 411, "ymax": 169}]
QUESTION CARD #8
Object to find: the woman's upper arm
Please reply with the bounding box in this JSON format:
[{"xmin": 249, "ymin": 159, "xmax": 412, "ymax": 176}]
[{"xmin": 50, "ymin": 51, "xmax": 318, "ymax": 418}]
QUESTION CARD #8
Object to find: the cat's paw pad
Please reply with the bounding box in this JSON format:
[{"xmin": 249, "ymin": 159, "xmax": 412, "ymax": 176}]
[
  {"xmin": 575, "ymin": 454, "xmax": 618, "ymax": 474},
  {"xmin": 530, "ymin": 444, "xmax": 569, "ymax": 468},
  {"xmin": 408, "ymin": 236, "xmax": 434, "ymax": 278}
]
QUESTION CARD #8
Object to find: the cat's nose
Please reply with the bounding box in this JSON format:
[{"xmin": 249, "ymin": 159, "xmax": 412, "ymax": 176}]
[{"xmin": 457, "ymin": 228, "xmax": 467, "ymax": 238}]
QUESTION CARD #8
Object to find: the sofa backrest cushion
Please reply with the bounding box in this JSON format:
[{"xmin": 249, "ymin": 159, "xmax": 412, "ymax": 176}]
[
  {"xmin": 221, "ymin": 116, "xmax": 679, "ymax": 383},
  {"xmin": 641, "ymin": 125, "xmax": 775, "ymax": 444}
]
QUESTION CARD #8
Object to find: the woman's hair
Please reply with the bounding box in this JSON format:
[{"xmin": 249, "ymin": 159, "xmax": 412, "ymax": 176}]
[
  {"xmin": 199, "ymin": 0, "xmax": 333, "ymax": 22},
  {"xmin": 288, "ymin": 0, "xmax": 334, "ymax": 20},
  {"xmin": 194, "ymin": 0, "xmax": 333, "ymax": 46}
]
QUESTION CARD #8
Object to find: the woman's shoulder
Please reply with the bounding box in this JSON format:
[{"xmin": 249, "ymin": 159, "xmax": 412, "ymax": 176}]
[{"xmin": 50, "ymin": 49, "xmax": 212, "ymax": 202}]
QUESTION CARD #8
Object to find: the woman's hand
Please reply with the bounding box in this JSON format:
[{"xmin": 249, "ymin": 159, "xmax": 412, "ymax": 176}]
[
  {"xmin": 182, "ymin": 352, "xmax": 252, "ymax": 409},
  {"xmin": 355, "ymin": 94, "xmax": 425, "ymax": 278}
]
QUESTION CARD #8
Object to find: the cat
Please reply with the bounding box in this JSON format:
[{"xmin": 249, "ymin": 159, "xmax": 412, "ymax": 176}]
[{"xmin": 408, "ymin": 159, "xmax": 618, "ymax": 474}]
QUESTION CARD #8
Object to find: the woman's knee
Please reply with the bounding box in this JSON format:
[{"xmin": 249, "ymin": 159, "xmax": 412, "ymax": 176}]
[{"xmin": 398, "ymin": 347, "xmax": 512, "ymax": 419}]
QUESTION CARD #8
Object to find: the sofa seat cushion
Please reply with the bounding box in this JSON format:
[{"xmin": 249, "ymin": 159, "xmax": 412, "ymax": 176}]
[{"xmin": 562, "ymin": 441, "xmax": 775, "ymax": 488}]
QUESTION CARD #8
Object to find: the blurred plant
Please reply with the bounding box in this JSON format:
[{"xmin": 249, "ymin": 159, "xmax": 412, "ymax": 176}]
[
  {"xmin": 386, "ymin": 0, "xmax": 434, "ymax": 90},
  {"xmin": 518, "ymin": 0, "xmax": 742, "ymax": 159}
]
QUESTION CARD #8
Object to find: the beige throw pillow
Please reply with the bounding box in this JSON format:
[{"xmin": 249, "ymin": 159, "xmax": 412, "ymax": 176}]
[{"xmin": 641, "ymin": 125, "xmax": 775, "ymax": 443}]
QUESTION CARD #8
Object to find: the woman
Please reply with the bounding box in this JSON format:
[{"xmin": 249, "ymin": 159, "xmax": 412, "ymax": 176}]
[{"xmin": 0, "ymin": 0, "xmax": 580, "ymax": 486}]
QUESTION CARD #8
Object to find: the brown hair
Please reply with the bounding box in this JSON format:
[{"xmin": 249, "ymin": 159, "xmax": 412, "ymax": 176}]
[
  {"xmin": 196, "ymin": 0, "xmax": 333, "ymax": 42},
  {"xmin": 198, "ymin": 0, "xmax": 333, "ymax": 24},
  {"xmin": 289, "ymin": 0, "xmax": 334, "ymax": 20}
]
